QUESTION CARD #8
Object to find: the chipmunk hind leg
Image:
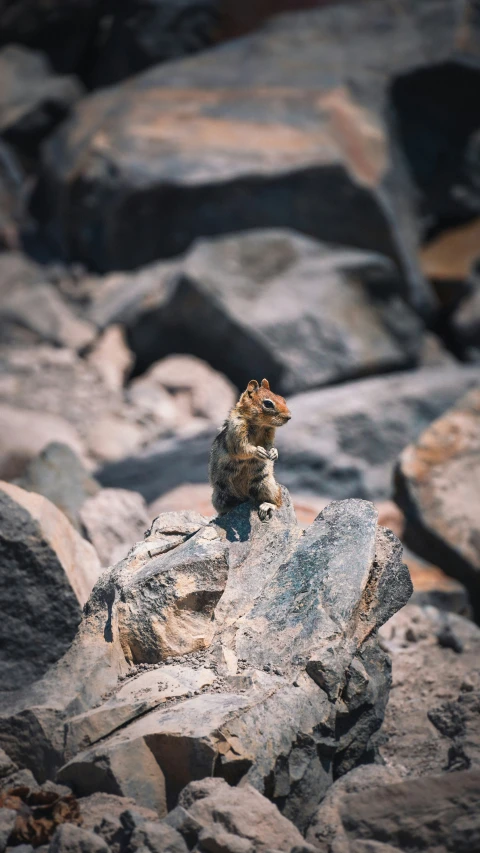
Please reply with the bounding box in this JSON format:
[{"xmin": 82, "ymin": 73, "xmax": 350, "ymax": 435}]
[
  {"xmin": 250, "ymin": 473, "xmax": 282, "ymax": 522},
  {"xmin": 212, "ymin": 486, "xmax": 243, "ymax": 516}
]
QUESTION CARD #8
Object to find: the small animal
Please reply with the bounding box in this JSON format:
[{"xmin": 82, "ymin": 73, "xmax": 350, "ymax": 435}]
[{"xmin": 209, "ymin": 378, "xmax": 291, "ymax": 521}]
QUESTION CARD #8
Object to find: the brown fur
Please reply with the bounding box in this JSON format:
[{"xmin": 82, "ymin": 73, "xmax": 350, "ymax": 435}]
[{"xmin": 209, "ymin": 378, "xmax": 291, "ymax": 521}]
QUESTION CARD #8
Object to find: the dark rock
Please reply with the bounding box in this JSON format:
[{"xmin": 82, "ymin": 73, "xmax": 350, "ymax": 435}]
[
  {"xmin": 98, "ymin": 366, "xmax": 480, "ymax": 503},
  {"xmin": 0, "ymin": 0, "xmax": 101, "ymax": 76},
  {"xmin": 451, "ymin": 278, "xmax": 480, "ymax": 361},
  {"xmin": 0, "ymin": 142, "xmax": 28, "ymax": 251},
  {"xmin": 88, "ymin": 230, "xmax": 424, "ymax": 391},
  {"xmin": 34, "ymin": 0, "xmax": 472, "ymax": 313},
  {"xmin": 0, "ymin": 751, "xmax": 17, "ymax": 782},
  {"xmin": 0, "ymin": 494, "xmax": 411, "ymax": 833},
  {"xmin": 394, "ymin": 387, "xmax": 480, "ymax": 617},
  {"xmin": 0, "ymin": 481, "xmax": 101, "ymax": 693},
  {"xmin": 436, "ymin": 624, "xmax": 464, "ymax": 654},
  {"xmin": 49, "ymin": 825, "xmax": 109, "ymax": 853},
  {"xmin": 377, "ymin": 603, "xmax": 480, "ymax": 777},
  {"xmin": 0, "ymin": 46, "xmax": 82, "ymax": 159},
  {"xmin": 92, "ymin": 0, "xmax": 222, "ymax": 88},
  {"xmin": 16, "ymin": 443, "xmax": 100, "ymax": 530}
]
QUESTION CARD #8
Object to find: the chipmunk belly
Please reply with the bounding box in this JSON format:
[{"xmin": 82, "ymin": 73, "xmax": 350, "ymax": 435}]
[{"xmin": 230, "ymin": 457, "xmax": 272, "ymax": 499}]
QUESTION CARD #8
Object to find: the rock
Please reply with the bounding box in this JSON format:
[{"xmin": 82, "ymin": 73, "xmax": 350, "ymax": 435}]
[
  {"xmin": 172, "ymin": 778, "xmax": 307, "ymax": 852},
  {"xmin": 0, "ymin": 480, "xmax": 102, "ymax": 693},
  {"xmin": 148, "ymin": 484, "xmax": 215, "ymax": 519},
  {"xmin": 0, "ymin": 405, "xmax": 84, "ymax": 485},
  {"xmin": 334, "ymin": 770, "xmax": 480, "ymax": 853},
  {"xmin": 86, "ymin": 327, "xmax": 134, "ymax": 393},
  {"xmin": 394, "ymin": 388, "xmax": 480, "ymax": 617},
  {"xmin": 0, "ymin": 810, "xmax": 16, "ymax": 853},
  {"xmin": 98, "ymin": 366, "xmax": 480, "ymax": 503},
  {"xmin": 377, "ymin": 603, "xmax": 480, "ymax": 777},
  {"xmin": 92, "ymin": 0, "xmax": 222, "ymax": 87},
  {"xmin": 0, "ymin": 495, "xmax": 411, "ymax": 833},
  {"xmin": 0, "ymin": 46, "xmax": 82, "ymax": 157},
  {"xmin": 0, "ymin": 0, "xmax": 102, "ymax": 75},
  {"xmin": 124, "ymin": 812, "xmax": 188, "ymax": 853},
  {"xmin": 80, "ymin": 489, "xmax": 149, "ymax": 567},
  {"xmin": 420, "ymin": 219, "xmax": 480, "ymax": 287},
  {"xmin": 16, "ymin": 443, "xmax": 100, "ymax": 530},
  {"xmin": 49, "ymin": 825, "xmax": 109, "ymax": 853},
  {"xmin": 0, "ymin": 783, "xmax": 82, "ymax": 849},
  {"xmin": 78, "ymin": 793, "xmax": 157, "ymax": 832},
  {"xmin": 451, "ymin": 280, "xmax": 480, "ymax": 361},
  {"xmin": 34, "ymin": 0, "xmax": 458, "ymax": 314},
  {"xmin": 405, "ymin": 550, "xmax": 471, "ymax": 616},
  {"xmin": 0, "ymin": 142, "xmax": 27, "ymax": 251},
  {"xmin": 97, "ymin": 231, "xmax": 424, "ymax": 391},
  {"xmin": 306, "ymin": 764, "xmax": 406, "ymax": 852},
  {"xmin": 128, "ymin": 354, "xmax": 236, "ymax": 427},
  {"xmin": 0, "ymin": 751, "xmax": 16, "ymax": 782}
]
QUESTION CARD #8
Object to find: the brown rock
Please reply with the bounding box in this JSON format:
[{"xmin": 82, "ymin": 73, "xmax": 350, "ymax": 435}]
[
  {"xmin": 0, "ymin": 405, "xmax": 84, "ymax": 481},
  {"xmin": 86, "ymin": 326, "xmax": 134, "ymax": 393},
  {"xmin": 377, "ymin": 603, "xmax": 480, "ymax": 777},
  {"xmin": 80, "ymin": 489, "xmax": 150, "ymax": 567},
  {"xmin": 394, "ymin": 387, "xmax": 480, "ymax": 616}
]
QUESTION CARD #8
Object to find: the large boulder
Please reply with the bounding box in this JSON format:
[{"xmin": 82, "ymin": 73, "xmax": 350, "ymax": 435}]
[
  {"xmin": 0, "ymin": 494, "xmax": 411, "ymax": 831},
  {"xmin": 0, "ymin": 481, "xmax": 102, "ymax": 693},
  {"xmin": 98, "ymin": 366, "xmax": 480, "ymax": 503},
  {"xmin": 88, "ymin": 230, "xmax": 424, "ymax": 390},
  {"xmin": 0, "ymin": 46, "xmax": 82, "ymax": 158},
  {"xmin": 394, "ymin": 388, "xmax": 480, "ymax": 616},
  {"xmin": 36, "ymin": 0, "xmax": 480, "ymax": 311}
]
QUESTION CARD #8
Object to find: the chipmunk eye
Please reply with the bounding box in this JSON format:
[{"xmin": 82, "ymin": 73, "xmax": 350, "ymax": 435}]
[{"xmin": 263, "ymin": 399, "xmax": 275, "ymax": 410}]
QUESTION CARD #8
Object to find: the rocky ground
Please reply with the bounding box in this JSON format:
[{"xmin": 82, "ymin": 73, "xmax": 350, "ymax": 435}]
[{"xmin": 1, "ymin": 1, "xmax": 480, "ymax": 852}]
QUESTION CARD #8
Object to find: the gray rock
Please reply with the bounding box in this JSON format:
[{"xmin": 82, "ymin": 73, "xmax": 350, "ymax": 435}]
[
  {"xmin": 89, "ymin": 231, "xmax": 424, "ymax": 391},
  {"xmin": 16, "ymin": 443, "xmax": 100, "ymax": 530},
  {"xmin": 451, "ymin": 283, "xmax": 480, "ymax": 361},
  {"xmin": 394, "ymin": 388, "xmax": 480, "ymax": 617},
  {"xmin": 0, "ymin": 493, "xmax": 410, "ymax": 833},
  {"xmin": 0, "ymin": 750, "xmax": 16, "ymax": 781},
  {"xmin": 49, "ymin": 825, "xmax": 109, "ymax": 853},
  {"xmin": 0, "ymin": 481, "xmax": 101, "ymax": 694},
  {"xmin": 35, "ymin": 0, "xmax": 465, "ymax": 313},
  {"xmin": 92, "ymin": 0, "xmax": 221, "ymax": 87},
  {"xmin": 0, "ymin": 141, "xmax": 26, "ymax": 252},
  {"xmin": 0, "ymin": 46, "xmax": 82, "ymax": 156},
  {"xmin": 0, "ymin": 810, "xmax": 15, "ymax": 853},
  {"xmin": 126, "ymin": 812, "xmax": 188, "ymax": 853},
  {"xmin": 98, "ymin": 366, "xmax": 480, "ymax": 504}
]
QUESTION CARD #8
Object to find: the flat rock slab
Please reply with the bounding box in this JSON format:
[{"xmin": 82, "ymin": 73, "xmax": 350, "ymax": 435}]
[
  {"xmin": 395, "ymin": 388, "xmax": 480, "ymax": 615},
  {"xmin": 0, "ymin": 493, "xmax": 411, "ymax": 831}
]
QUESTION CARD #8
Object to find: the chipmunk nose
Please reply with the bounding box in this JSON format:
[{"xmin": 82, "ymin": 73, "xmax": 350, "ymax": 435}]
[{"xmin": 283, "ymin": 413, "xmax": 292, "ymax": 421}]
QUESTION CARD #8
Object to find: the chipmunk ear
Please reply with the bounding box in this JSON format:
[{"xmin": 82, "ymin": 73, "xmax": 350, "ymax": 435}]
[
  {"xmin": 246, "ymin": 380, "xmax": 259, "ymax": 395},
  {"xmin": 261, "ymin": 378, "xmax": 270, "ymax": 390}
]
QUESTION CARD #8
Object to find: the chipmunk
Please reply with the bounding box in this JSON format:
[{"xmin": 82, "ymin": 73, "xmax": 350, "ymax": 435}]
[{"xmin": 209, "ymin": 378, "xmax": 291, "ymax": 521}]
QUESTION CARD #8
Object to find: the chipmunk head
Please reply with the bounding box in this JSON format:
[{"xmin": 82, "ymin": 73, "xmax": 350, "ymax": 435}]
[{"xmin": 239, "ymin": 378, "xmax": 291, "ymax": 427}]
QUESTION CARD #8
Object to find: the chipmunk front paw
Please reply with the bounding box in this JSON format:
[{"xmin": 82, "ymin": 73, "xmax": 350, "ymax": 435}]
[
  {"xmin": 268, "ymin": 447, "xmax": 279, "ymax": 461},
  {"xmin": 255, "ymin": 446, "xmax": 270, "ymax": 459},
  {"xmin": 258, "ymin": 502, "xmax": 276, "ymax": 521}
]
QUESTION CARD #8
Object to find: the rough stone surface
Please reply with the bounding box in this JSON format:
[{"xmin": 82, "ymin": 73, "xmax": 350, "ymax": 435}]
[
  {"xmin": 34, "ymin": 0, "xmax": 473, "ymax": 312},
  {"xmin": 89, "ymin": 231, "xmax": 424, "ymax": 391},
  {"xmin": 0, "ymin": 809, "xmax": 16, "ymax": 853},
  {"xmin": 80, "ymin": 489, "xmax": 149, "ymax": 567},
  {"xmin": 170, "ymin": 778, "xmax": 308, "ymax": 853},
  {"xmin": 98, "ymin": 367, "xmax": 480, "ymax": 503},
  {"xmin": 394, "ymin": 388, "xmax": 480, "ymax": 615},
  {"xmin": 49, "ymin": 825, "xmax": 109, "ymax": 853},
  {"xmin": 377, "ymin": 604, "xmax": 480, "ymax": 777},
  {"xmin": 0, "ymin": 494, "xmax": 411, "ymax": 832},
  {"xmin": 335, "ymin": 770, "xmax": 480, "ymax": 853},
  {"xmin": 0, "ymin": 45, "xmax": 82, "ymax": 155},
  {"xmin": 0, "ymin": 481, "xmax": 102, "ymax": 693},
  {"xmin": 16, "ymin": 443, "xmax": 100, "ymax": 530}
]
